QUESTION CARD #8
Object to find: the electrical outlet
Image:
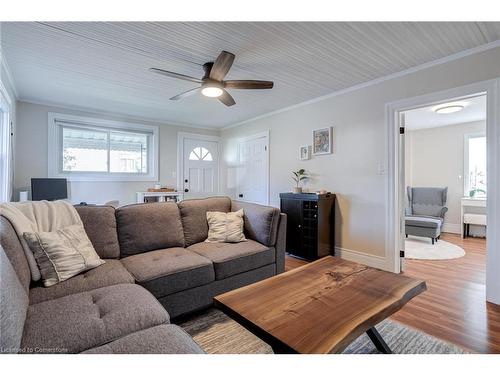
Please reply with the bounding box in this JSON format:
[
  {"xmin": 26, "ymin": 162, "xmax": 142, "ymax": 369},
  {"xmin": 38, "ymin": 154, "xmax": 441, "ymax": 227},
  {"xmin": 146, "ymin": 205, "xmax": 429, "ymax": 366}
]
[{"xmin": 377, "ymin": 162, "xmax": 386, "ymax": 175}]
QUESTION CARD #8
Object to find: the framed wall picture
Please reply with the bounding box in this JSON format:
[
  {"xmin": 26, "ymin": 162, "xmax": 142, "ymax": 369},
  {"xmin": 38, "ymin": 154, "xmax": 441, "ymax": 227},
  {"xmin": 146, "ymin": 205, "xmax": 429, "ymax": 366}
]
[
  {"xmin": 299, "ymin": 145, "xmax": 310, "ymax": 160},
  {"xmin": 312, "ymin": 127, "xmax": 332, "ymax": 155}
]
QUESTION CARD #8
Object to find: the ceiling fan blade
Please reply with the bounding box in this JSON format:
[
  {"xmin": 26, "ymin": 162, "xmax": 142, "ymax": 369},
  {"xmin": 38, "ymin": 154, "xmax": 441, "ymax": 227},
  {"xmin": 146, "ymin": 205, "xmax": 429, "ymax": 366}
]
[
  {"xmin": 224, "ymin": 80, "xmax": 274, "ymax": 89},
  {"xmin": 150, "ymin": 68, "xmax": 202, "ymax": 84},
  {"xmin": 209, "ymin": 51, "xmax": 235, "ymax": 81},
  {"xmin": 170, "ymin": 87, "xmax": 200, "ymax": 101},
  {"xmin": 218, "ymin": 89, "xmax": 236, "ymax": 106}
]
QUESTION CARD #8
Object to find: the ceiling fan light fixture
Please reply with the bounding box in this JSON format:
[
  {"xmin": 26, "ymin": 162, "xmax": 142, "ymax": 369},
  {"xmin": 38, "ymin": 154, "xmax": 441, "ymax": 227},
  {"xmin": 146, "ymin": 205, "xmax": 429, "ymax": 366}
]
[{"xmin": 201, "ymin": 85, "xmax": 223, "ymax": 98}]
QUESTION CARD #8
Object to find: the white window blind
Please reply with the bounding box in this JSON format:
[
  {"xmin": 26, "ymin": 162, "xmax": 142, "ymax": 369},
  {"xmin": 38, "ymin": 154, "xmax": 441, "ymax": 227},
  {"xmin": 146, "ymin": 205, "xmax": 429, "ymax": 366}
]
[{"xmin": 48, "ymin": 113, "xmax": 158, "ymax": 181}]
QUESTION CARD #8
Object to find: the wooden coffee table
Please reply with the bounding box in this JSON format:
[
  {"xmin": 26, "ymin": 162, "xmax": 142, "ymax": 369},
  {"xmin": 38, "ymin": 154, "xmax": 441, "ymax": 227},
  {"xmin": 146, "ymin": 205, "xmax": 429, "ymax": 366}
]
[{"xmin": 214, "ymin": 256, "xmax": 426, "ymax": 354}]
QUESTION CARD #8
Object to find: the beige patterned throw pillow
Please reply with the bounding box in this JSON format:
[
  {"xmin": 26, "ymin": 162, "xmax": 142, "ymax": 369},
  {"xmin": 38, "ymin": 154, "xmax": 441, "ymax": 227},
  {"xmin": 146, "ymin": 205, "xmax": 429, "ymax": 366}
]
[
  {"xmin": 23, "ymin": 224, "xmax": 105, "ymax": 287},
  {"xmin": 206, "ymin": 209, "xmax": 246, "ymax": 243}
]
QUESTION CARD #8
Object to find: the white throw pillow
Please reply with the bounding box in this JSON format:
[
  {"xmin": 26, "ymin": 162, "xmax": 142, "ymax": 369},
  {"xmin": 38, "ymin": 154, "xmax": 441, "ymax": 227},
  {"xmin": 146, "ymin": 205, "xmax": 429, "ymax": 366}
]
[
  {"xmin": 206, "ymin": 209, "xmax": 246, "ymax": 243},
  {"xmin": 23, "ymin": 224, "xmax": 105, "ymax": 287}
]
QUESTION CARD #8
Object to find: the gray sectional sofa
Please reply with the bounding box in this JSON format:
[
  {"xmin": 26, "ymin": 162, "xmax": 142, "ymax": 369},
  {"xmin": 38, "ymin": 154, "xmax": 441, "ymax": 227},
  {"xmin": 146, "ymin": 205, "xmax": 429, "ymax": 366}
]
[{"xmin": 0, "ymin": 196, "xmax": 286, "ymax": 354}]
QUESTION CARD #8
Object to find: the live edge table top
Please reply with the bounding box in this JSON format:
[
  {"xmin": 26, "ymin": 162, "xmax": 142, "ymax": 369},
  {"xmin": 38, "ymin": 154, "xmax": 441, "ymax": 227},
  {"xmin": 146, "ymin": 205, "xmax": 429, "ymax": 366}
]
[{"xmin": 214, "ymin": 256, "xmax": 426, "ymax": 354}]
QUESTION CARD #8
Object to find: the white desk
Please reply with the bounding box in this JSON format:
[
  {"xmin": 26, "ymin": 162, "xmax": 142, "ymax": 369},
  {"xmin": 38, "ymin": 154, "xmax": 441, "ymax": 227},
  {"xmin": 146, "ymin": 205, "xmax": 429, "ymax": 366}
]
[
  {"xmin": 460, "ymin": 197, "xmax": 486, "ymax": 238},
  {"xmin": 136, "ymin": 191, "xmax": 184, "ymax": 204}
]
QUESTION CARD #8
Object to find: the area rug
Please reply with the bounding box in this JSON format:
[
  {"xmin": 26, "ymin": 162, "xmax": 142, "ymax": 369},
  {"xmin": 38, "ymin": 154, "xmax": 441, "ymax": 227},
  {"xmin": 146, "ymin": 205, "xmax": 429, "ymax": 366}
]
[
  {"xmin": 405, "ymin": 236, "xmax": 465, "ymax": 260},
  {"xmin": 179, "ymin": 308, "xmax": 468, "ymax": 354}
]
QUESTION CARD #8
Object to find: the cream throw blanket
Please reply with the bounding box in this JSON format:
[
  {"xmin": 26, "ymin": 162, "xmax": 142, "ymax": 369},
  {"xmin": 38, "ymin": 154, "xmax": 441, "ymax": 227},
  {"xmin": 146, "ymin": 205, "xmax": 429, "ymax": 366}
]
[{"xmin": 0, "ymin": 200, "xmax": 83, "ymax": 282}]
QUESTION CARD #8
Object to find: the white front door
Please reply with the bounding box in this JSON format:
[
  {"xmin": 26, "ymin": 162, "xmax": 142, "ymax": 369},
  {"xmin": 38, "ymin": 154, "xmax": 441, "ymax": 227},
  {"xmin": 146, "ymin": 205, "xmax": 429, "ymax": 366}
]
[
  {"xmin": 182, "ymin": 137, "xmax": 219, "ymax": 199},
  {"xmin": 236, "ymin": 133, "xmax": 269, "ymax": 205}
]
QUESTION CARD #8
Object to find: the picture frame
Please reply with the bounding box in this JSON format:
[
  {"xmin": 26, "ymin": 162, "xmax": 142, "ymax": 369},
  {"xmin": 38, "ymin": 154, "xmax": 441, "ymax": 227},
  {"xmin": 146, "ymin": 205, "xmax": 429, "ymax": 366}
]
[
  {"xmin": 299, "ymin": 145, "xmax": 310, "ymax": 160},
  {"xmin": 312, "ymin": 127, "xmax": 332, "ymax": 155}
]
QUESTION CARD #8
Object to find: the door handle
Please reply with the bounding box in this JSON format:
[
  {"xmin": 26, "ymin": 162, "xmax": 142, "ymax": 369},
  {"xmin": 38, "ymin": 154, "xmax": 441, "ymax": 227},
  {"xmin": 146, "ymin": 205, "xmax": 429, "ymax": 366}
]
[
  {"xmin": 184, "ymin": 189, "xmax": 189, "ymax": 193},
  {"xmin": 239, "ymin": 194, "xmax": 243, "ymax": 198}
]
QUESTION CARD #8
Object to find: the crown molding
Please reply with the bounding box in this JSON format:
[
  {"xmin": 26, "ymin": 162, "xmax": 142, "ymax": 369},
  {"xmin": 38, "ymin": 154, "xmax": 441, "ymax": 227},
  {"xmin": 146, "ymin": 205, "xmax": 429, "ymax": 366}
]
[{"xmin": 222, "ymin": 39, "xmax": 500, "ymax": 131}]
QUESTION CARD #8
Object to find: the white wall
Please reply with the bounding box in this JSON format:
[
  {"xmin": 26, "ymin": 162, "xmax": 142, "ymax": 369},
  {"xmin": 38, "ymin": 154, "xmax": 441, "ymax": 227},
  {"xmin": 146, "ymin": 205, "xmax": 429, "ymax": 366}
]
[
  {"xmin": 14, "ymin": 101, "xmax": 218, "ymax": 205},
  {"xmin": 406, "ymin": 121, "xmax": 486, "ymax": 236},
  {"xmin": 221, "ymin": 46, "xmax": 500, "ymax": 259}
]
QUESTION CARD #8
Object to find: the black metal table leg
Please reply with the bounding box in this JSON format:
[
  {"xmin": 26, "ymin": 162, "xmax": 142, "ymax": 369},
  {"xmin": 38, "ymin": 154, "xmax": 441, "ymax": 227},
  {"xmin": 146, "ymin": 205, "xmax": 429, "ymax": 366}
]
[{"xmin": 366, "ymin": 327, "xmax": 392, "ymax": 354}]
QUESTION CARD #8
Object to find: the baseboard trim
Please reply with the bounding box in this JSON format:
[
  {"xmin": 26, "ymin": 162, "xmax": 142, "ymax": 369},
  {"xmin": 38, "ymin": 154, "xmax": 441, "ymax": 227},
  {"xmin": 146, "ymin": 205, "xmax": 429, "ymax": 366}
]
[
  {"xmin": 442, "ymin": 223, "xmax": 461, "ymax": 234},
  {"xmin": 334, "ymin": 247, "xmax": 388, "ymax": 271}
]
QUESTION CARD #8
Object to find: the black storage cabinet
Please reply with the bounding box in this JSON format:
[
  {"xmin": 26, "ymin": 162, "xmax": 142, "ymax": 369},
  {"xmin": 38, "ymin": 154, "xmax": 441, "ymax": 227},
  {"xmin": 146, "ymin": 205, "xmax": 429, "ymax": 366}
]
[{"xmin": 279, "ymin": 192, "xmax": 336, "ymax": 260}]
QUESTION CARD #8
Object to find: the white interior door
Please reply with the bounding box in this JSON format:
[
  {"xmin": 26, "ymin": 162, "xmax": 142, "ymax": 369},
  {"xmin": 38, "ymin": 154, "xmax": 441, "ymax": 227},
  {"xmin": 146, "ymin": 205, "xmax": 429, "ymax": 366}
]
[
  {"xmin": 236, "ymin": 133, "xmax": 269, "ymax": 205},
  {"xmin": 182, "ymin": 137, "xmax": 219, "ymax": 199}
]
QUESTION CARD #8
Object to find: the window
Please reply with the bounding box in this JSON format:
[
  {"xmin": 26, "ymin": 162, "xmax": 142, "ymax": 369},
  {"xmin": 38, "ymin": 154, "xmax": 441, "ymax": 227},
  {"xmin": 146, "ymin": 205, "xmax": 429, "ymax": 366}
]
[
  {"xmin": 48, "ymin": 113, "xmax": 158, "ymax": 181},
  {"xmin": 189, "ymin": 147, "xmax": 213, "ymax": 161},
  {"xmin": 465, "ymin": 134, "xmax": 486, "ymax": 197}
]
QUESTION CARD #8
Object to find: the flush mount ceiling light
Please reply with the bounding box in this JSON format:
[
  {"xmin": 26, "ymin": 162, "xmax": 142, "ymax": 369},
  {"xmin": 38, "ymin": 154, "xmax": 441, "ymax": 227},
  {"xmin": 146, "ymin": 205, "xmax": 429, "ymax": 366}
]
[{"xmin": 432, "ymin": 102, "xmax": 468, "ymax": 114}]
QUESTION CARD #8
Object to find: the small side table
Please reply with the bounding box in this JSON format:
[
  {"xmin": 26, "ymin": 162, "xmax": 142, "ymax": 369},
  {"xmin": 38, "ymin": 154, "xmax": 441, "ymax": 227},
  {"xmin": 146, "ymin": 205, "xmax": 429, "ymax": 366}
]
[{"xmin": 136, "ymin": 191, "xmax": 184, "ymax": 203}]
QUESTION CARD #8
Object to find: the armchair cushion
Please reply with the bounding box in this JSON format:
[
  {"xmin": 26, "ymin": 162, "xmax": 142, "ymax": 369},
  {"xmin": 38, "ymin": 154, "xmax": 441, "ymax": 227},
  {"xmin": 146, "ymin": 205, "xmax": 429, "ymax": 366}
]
[
  {"xmin": 405, "ymin": 216, "xmax": 442, "ymax": 229},
  {"xmin": 407, "ymin": 187, "xmax": 448, "ymax": 218}
]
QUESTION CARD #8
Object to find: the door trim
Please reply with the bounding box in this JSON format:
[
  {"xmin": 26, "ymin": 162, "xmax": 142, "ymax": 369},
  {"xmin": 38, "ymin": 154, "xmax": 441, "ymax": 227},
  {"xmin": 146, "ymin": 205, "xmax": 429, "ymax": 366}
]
[
  {"xmin": 177, "ymin": 132, "xmax": 221, "ymax": 195},
  {"xmin": 236, "ymin": 130, "xmax": 270, "ymax": 205},
  {"xmin": 386, "ymin": 79, "xmax": 500, "ymax": 305}
]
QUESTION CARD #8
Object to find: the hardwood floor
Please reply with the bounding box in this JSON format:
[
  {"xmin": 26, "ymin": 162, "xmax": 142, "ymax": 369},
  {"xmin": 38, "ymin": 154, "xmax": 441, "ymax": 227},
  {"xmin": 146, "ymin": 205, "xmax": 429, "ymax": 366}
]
[{"xmin": 284, "ymin": 233, "xmax": 500, "ymax": 353}]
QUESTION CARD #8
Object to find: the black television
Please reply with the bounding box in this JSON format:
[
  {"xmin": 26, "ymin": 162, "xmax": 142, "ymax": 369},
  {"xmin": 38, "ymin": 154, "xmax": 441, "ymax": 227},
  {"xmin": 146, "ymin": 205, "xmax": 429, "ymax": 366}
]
[{"xmin": 31, "ymin": 178, "xmax": 68, "ymax": 201}]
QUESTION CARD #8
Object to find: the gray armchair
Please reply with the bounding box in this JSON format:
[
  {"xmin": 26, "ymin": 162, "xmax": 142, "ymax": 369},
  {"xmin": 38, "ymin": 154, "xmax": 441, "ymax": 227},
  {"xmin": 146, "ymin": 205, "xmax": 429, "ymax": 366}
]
[{"xmin": 405, "ymin": 187, "xmax": 448, "ymax": 244}]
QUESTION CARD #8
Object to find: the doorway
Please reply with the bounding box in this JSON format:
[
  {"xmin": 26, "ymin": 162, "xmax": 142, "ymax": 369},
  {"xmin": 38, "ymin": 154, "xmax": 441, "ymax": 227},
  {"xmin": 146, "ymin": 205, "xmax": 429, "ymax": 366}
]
[
  {"xmin": 386, "ymin": 80, "xmax": 500, "ymax": 352},
  {"xmin": 177, "ymin": 132, "xmax": 220, "ymax": 199}
]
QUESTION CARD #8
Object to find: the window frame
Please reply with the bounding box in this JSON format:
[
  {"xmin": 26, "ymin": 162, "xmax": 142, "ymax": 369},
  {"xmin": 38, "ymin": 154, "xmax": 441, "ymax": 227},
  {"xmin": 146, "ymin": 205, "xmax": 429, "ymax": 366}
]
[
  {"xmin": 0, "ymin": 80, "xmax": 12, "ymax": 202},
  {"xmin": 464, "ymin": 132, "xmax": 487, "ymax": 197},
  {"xmin": 48, "ymin": 112, "xmax": 159, "ymax": 181}
]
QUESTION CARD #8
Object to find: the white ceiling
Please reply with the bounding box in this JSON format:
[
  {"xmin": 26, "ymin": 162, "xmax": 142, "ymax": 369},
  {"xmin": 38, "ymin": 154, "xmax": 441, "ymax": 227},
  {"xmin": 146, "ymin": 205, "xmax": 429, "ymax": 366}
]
[
  {"xmin": 405, "ymin": 95, "xmax": 486, "ymax": 131},
  {"xmin": 2, "ymin": 22, "xmax": 500, "ymax": 128}
]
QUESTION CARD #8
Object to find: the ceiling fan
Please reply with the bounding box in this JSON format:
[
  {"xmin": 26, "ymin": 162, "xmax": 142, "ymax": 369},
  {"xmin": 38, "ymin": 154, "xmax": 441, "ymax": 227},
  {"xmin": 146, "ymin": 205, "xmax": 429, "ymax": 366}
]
[{"xmin": 149, "ymin": 51, "xmax": 274, "ymax": 107}]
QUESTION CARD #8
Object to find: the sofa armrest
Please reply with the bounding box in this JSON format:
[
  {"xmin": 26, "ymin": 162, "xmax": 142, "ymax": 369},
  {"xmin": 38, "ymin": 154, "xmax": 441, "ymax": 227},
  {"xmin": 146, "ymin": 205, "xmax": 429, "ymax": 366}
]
[
  {"xmin": 275, "ymin": 213, "xmax": 287, "ymax": 274},
  {"xmin": 231, "ymin": 200, "xmax": 281, "ymax": 247}
]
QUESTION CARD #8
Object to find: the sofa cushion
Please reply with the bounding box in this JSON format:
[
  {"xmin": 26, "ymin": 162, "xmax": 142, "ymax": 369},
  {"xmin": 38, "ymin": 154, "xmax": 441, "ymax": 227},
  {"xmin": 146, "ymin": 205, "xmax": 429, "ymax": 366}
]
[
  {"xmin": 178, "ymin": 197, "xmax": 231, "ymax": 246},
  {"xmin": 21, "ymin": 284, "xmax": 169, "ymax": 353},
  {"xmin": 75, "ymin": 205, "xmax": 120, "ymax": 259},
  {"xmin": 29, "ymin": 259, "xmax": 135, "ymax": 305},
  {"xmin": 116, "ymin": 202, "xmax": 185, "ymax": 256},
  {"xmin": 82, "ymin": 324, "xmax": 204, "ymax": 354},
  {"xmin": 187, "ymin": 240, "xmax": 275, "ymax": 280},
  {"xmin": 0, "ymin": 216, "xmax": 31, "ymax": 292},
  {"xmin": 121, "ymin": 247, "xmax": 214, "ymax": 298},
  {"xmin": 405, "ymin": 216, "xmax": 442, "ymax": 229},
  {"xmin": 0, "ymin": 245, "xmax": 29, "ymax": 354},
  {"xmin": 231, "ymin": 200, "xmax": 281, "ymax": 247}
]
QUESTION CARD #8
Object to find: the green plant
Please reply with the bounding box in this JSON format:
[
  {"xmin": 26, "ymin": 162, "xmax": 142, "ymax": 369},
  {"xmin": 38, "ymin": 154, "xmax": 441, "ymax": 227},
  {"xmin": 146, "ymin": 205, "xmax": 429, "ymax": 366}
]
[
  {"xmin": 292, "ymin": 169, "xmax": 308, "ymax": 187},
  {"xmin": 469, "ymin": 188, "xmax": 486, "ymax": 198}
]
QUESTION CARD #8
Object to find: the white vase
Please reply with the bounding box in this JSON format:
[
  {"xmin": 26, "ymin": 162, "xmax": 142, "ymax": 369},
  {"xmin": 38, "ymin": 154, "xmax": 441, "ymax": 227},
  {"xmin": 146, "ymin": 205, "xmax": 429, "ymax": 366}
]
[{"xmin": 293, "ymin": 187, "xmax": 302, "ymax": 194}]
